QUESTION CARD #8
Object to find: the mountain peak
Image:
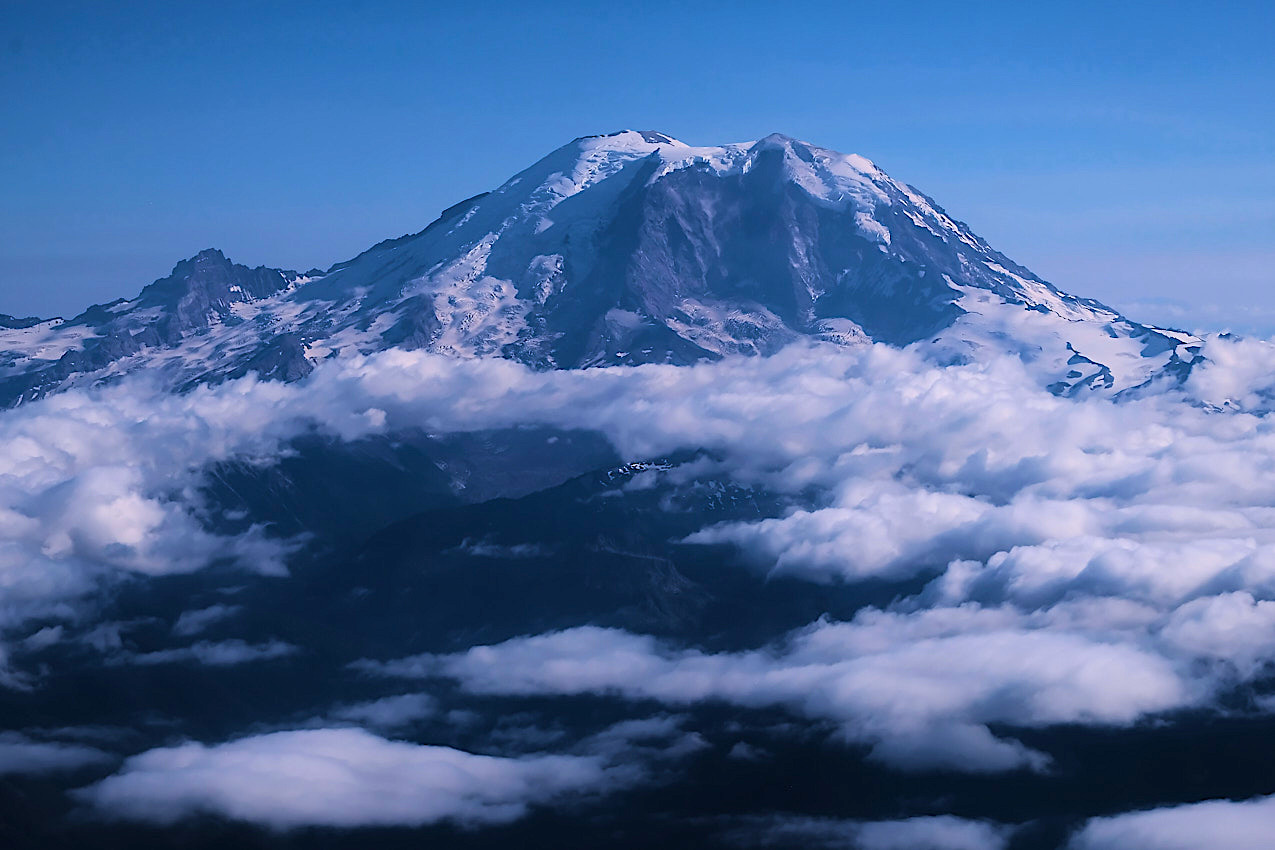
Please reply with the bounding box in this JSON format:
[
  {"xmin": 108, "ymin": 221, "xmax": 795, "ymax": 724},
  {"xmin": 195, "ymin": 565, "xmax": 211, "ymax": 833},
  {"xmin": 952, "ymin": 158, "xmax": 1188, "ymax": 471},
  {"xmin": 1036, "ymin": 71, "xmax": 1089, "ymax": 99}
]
[
  {"xmin": 0, "ymin": 132, "xmax": 1201, "ymax": 406},
  {"xmin": 578, "ymin": 130, "xmax": 686, "ymax": 148},
  {"xmin": 754, "ymin": 131, "xmax": 800, "ymax": 147}
]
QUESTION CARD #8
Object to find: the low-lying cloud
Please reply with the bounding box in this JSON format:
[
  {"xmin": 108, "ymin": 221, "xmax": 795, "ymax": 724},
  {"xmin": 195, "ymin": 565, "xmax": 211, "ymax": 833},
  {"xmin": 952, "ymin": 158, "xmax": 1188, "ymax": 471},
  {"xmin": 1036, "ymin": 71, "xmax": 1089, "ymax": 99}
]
[
  {"xmin": 77, "ymin": 722, "xmax": 683, "ymax": 828},
  {"xmin": 1070, "ymin": 794, "xmax": 1275, "ymax": 850},
  {"xmin": 328, "ymin": 693, "xmax": 437, "ymax": 730},
  {"xmin": 0, "ymin": 731, "xmax": 112, "ymax": 776},
  {"xmin": 116, "ymin": 639, "xmax": 298, "ymax": 667},
  {"xmin": 358, "ymin": 613, "xmax": 1189, "ymax": 773},
  {"xmin": 728, "ymin": 813, "xmax": 1014, "ymax": 850},
  {"xmin": 171, "ymin": 604, "xmax": 242, "ymax": 637},
  {"xmin": 5, "ymin": 334, "xmax": 1275, "ymax": 782}
]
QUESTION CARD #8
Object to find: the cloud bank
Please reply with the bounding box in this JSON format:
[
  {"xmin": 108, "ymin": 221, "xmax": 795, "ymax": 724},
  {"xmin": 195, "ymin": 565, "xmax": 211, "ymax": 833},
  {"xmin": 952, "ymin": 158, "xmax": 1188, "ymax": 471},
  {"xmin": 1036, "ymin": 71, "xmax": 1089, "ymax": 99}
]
[
  {"xmin": 359, "ymin": 612, "xmax": 1189, "ymax": 773},
  {"xmin": 78, "ymin": 727, "xmax": 619, "ymax": 829},
  {"xmin": 1070, "ymin": 794, "xmax": 1275, "ymax": 850},
  {"xmin": 6, "ymin": 334, "xmax": 1275, "ymax": 786}
]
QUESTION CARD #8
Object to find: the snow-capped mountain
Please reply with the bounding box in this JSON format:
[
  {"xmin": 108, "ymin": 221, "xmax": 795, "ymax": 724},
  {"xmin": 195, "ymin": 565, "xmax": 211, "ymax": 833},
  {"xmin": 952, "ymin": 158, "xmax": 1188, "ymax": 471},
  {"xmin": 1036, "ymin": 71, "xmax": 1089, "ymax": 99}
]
[{"xmin": 0, "ymin": 131, "xmax": 1200, "ymax": 405}]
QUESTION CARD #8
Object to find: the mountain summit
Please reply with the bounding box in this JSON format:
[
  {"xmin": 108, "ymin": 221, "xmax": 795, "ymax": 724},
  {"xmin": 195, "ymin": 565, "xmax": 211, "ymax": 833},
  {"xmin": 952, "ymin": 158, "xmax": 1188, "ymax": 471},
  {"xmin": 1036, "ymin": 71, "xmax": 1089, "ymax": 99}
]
[{"xmin": 0, "ymin": 131, "xmax": 1200, "ymax": 404}]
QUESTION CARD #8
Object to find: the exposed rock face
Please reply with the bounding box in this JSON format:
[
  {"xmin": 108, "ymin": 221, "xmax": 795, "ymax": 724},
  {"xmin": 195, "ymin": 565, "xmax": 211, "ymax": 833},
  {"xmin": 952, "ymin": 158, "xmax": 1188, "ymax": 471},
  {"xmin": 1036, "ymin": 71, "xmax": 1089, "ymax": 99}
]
[
  {"xmin": 135, "ymin": 248, "xmax": 296, "ymax": 333},
  {"xmin": 229, "ymin": 332, "xmax": 314, "ymax": 383},
  {"xmin": 0, "ymin": 314, "xmax": 44, "ymax": 330},
  {"xmin": 0, "ymin": 250, "xmax": 306, "ymax": 403}
]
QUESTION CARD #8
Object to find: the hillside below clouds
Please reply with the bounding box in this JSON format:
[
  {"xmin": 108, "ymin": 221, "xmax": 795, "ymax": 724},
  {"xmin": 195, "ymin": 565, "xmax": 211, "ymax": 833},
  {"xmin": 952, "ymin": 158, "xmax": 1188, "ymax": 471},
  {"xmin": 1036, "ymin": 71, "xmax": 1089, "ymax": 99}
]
[{"xmin": 0, "ymin": 130, "xmax": 1201, "ymax": 404}]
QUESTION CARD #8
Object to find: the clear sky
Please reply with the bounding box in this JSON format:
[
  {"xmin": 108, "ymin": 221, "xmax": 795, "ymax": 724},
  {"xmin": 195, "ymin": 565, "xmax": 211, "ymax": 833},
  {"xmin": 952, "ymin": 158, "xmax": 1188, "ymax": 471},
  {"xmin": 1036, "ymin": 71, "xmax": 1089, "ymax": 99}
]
[{"xmin": 1, "ymin": 0, "xmax": 1272, "ymax": 332}]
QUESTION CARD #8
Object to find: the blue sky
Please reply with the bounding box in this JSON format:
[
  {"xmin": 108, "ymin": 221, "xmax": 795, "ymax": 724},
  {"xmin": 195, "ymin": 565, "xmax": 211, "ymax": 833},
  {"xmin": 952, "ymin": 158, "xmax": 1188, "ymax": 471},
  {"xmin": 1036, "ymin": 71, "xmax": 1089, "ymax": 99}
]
[{"xmin": 1, "ymin": 0, "xmax": 1271, "ymax": 331}]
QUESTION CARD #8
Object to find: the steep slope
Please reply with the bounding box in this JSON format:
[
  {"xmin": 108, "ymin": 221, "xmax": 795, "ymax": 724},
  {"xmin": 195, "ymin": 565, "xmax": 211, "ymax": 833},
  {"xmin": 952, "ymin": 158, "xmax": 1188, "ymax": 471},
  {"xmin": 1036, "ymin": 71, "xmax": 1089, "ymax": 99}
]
[
  {"xmin": 0, "ymin": 249, "xmax": 315, "ymax": 403},
  {"xmin": 0, "ymin": 131, "xmax": 1201, "ymax": 404}
]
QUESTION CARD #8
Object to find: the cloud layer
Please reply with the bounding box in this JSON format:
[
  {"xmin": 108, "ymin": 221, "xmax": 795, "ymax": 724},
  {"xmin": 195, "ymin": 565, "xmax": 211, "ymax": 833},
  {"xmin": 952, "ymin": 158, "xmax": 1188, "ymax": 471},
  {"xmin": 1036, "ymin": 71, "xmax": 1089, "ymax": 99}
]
[
  {"xmin": 6, "ymin": 333, "xmax": 1275, "ymax": 818},
  {"xmin": 1070, "ymin": 794, "xmax": 1275, "ymax": 850},
  {"xmin": 359, "ymin": 611, "xmax": 1189, "ymax": 772},
  {"xmin": 78, "ymin": 727, "xmax": 617, "ymax": 828}
]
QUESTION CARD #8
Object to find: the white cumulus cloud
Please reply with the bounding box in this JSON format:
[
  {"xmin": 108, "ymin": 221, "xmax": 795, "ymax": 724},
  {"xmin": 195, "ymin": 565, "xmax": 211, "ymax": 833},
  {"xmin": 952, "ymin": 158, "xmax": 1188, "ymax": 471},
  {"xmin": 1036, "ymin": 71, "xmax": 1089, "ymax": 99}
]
[
  {"xmin": 360, "ymin": 612, "xmax": 1189, "ymax": 773},
  {"xmin": 1070, "ymin": 794, "xmax": 1275, "ymax": 850},
  {"xmin": 77, "ymin": 727, "xmax": 620, "ymax": 829}
]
